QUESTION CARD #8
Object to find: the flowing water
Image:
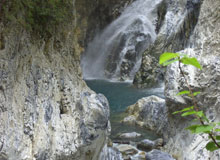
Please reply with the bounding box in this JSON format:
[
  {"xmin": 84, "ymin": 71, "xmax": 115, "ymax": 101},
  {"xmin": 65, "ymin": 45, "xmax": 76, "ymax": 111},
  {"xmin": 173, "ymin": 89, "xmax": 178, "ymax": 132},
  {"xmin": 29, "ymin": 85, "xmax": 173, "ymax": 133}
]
[
  {"xmin": 86, "ymin": 80, "xmax": 164, "ymax": 141},
  {"xmin": 82, "ymin": 0, "xmax": 164, "ymax": 141},
  {"xmin": 81, "ymin": 0, "xmax": 162, "ymax": 81}
]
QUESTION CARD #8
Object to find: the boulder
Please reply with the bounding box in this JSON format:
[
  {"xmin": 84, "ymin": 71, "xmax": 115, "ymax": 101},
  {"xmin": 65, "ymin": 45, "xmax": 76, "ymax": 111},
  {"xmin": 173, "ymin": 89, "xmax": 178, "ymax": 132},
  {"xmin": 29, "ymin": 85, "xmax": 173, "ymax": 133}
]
[
  {"xmin": 99, "ymin": 144, "xmax": 123, "ymax": 160},
  {"xmin": 119, "ymin": 132, "xmax": 142, "ymax": 139},
  {"xmin": 122, "ymin": 96, "xmax": 167, "ymax": 135},
  {"xmin": 146, "ymin": 149, "xmax": 175, "ymax": 160},
  {"xmin": 137, "ymin": 138, "xmax": 163, "ymax": 152},
  {"xmin": 131, "ymin": 151, "xmax": 146, "ymax": 160},
  {"xmin": 115, "ymin": 144, "xmax": 138, "ymax": 155}
]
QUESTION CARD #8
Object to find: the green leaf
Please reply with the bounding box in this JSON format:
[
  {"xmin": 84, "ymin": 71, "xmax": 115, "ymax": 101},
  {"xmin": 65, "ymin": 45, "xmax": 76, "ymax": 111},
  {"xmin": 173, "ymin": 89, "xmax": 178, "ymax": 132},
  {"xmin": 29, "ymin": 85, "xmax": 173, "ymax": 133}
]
[
  {"xmin": 216, "ymin": 136, "xmax": 220, "ymax": 140},
  {"xmin": 202, "ymin": 116, "xmax": 210, "ymax": 123},
  {"xmin": 192, "ymin": 118, "xmax": 199, "ymax": 122},
  {"xmin": 180, "ymin": 53, "xmax": 188, "ymax": 57},
  {"xmin": 215, "ymin": 129, "xmax": 220, "ymax": 132},
  {"xmin": 162, "ymin": 58, "xmax": 179, "ymax": 66},
  {"xmin": 181, "ymin": 111, "xmax": 197, "ymax": 117},
  {"xmin": 159, "ymin": 52, "xmax": 180, "ymax": 65},
  {"xmin": 195, "ymin": 111, "xmax": 204, "ymax": 118},
  {"xmin": 172, "ymin": 106, "xmax": 194, "ymax": 114},
  {"xmin": 177, "ymin": 90, "xmax": 190, "ymax": 96},
  {"xmin": 206, "ymin": 141, "xmax": 219, "ymax": 152},
  {"xmin": 180, "ymin": 57, "xmax": 202, "ymax": 69},
  {"xmin": 186, "ymin": 125, "xmax": 214, "ymax": 134},
  {"xmin": 195, "ymin": 125, "xmax": 214, "ymax": 133},
  {"xmin": 185, "ymin": 125, "xmax": 200, "ymax": 133},
  {"xmin": 193, "ymin": 92, "xmax": 201, "ymax": 96}
]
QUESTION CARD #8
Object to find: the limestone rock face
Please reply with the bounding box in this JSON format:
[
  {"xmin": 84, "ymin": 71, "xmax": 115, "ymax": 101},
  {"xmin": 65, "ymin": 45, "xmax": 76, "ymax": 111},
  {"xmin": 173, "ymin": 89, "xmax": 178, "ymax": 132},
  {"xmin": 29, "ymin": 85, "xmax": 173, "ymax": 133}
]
[
  {"xmin": 134, "ymin": 0, "xmax": 202, "ymax": 88},
  {"xmin": 134, "ymin": 55, "xmax": 163, "ymax": 88},
  {"xmin": 0, "ymin": 27, "xmax": 110, "ymax": 159},
  {"xmin": 122, "ymin": 96, "xmax": 167, "ymax": 135},
  {"xmin": 0, "ymin": 0, "xmax": 132, "ymax": 159},
  {"xmin": 161, "ymin": 0, "xmax": 220, "ymax": 159}
]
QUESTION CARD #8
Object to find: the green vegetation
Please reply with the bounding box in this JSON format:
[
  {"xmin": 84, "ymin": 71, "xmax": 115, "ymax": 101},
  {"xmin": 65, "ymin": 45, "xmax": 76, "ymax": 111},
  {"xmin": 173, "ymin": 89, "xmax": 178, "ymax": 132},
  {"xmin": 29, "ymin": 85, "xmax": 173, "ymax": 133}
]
[
  {"xmin": 160, "ymin": 52, "xmax": 220, "ymax": 152},
  {"xmin": 1, "ymin": 0, "xmax": 73, "ymax": 36}
]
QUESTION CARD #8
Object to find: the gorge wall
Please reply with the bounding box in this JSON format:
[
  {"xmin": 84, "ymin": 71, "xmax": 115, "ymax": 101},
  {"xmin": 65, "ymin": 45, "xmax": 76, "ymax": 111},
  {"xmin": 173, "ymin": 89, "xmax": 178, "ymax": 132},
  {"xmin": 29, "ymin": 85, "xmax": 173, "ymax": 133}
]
[
  {"xmin": 0, "ymin": 0, "xmax": 132, "ymax": 159},
  {"xmin": 0, "ymin": 0, "xmax": 219, "ymax": 159},
  {"xmin": 134, "ymin": 0, "xmax": 202, "ymax": 88},
  {"xmin": 162, "ymin": 0, "xmax": 220, "ymax": 159},
  {"xmin": 131, "ymin": 0, "xmax": 220, "ymax": 159}
]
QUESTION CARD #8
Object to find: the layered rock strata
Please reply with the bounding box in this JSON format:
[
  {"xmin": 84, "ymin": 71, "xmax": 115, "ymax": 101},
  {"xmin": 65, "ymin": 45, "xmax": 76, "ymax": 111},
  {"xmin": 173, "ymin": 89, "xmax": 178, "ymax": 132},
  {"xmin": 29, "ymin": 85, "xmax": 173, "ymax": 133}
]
[{"xmin": 0, "ymin": 0, "xmax": 135, "ymax": 159}]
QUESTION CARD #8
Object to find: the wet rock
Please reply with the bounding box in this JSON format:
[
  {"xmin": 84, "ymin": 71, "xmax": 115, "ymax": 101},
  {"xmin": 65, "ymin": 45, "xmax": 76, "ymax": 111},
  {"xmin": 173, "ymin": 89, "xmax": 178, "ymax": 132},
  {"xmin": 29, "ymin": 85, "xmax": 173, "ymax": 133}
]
[
  {"xmin": 122, "ymin": 96, "xmax": 167, "ymax": 135},
  {"xmin": 137, "ymin": 138, "xmax": 163, "ymax": 152},
  {"xmin": 99, "ymin": 144, "xmax": 123, "ymax": 160},
  {"xmin": 137, "ymin": 139, "xmax": 155, "ymax": 152},
  {"xmin": 122, "ymin": 115, "xmax": 136, "ymax": 125},
  {"xmin": 131, "ymin": 151, "xmax": 146, "ymax": 160},
  {"xmin": 133, "ymin": 55, "xmax": 163, "ymax": 88},
  {"xmin": 146, "ymin": 149, "xmax": 175, "ymax": 160},
  {"xmin": 119, "ymin": 132, "xmax": 142, "ymax": 139},
  {"xmin": 134, "ymin": 0, "xmax": 202, "ymax": 88},
  {"xmin": 115, "ymin": 144, "xmax": 138, "ymax": 157}
]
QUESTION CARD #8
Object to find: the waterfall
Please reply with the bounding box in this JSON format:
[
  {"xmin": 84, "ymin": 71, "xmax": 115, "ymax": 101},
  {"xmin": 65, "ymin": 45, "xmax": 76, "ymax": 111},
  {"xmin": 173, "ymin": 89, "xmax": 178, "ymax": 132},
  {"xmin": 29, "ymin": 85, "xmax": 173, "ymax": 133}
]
[{"xmin": 81, "ymin": 0, "xmax": 162, "ymax": 81}]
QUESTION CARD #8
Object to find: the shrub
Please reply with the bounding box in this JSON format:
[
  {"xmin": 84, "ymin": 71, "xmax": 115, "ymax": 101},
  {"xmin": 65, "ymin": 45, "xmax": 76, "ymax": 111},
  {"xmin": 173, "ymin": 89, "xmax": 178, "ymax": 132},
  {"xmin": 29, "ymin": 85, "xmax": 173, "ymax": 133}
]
[{"xmin": 1, "ymin": 0, "xmax": 73, "ymax": 36}]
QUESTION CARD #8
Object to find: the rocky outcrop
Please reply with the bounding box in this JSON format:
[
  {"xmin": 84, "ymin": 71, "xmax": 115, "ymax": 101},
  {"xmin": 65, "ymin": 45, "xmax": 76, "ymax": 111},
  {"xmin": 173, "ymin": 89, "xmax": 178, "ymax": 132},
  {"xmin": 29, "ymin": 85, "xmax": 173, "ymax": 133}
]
[
  {"xmin": 0, "ymin": 0, "xmax": 139, "ymax": 159},
  {"xmin": 0, "ymin": 23, "xmax": 111, "ymax": 160},
  {"xmin": 134, "ymin": 0, "xmax": 202, "ymax": 88},
  {"xmin": 133, "ymin": 55, "xmax": 163, "ymax": 88},
  {"xmin": 122, "ymin": 96, "xmax": 167, "ymax": 135},
  {"xmin": 160, "ymin": 0, "xmax": 220, "ymax": 159},
  {"xmin": 137, "ymin": 138, "xmax": 163, "ymax": 152},
  {"xmin": 99, "ymin": 144, "xmax": 123, "ymax": 160},
  {"xmin": 146, "ymin": 149, "xmax": 175, "ymax": 160}
]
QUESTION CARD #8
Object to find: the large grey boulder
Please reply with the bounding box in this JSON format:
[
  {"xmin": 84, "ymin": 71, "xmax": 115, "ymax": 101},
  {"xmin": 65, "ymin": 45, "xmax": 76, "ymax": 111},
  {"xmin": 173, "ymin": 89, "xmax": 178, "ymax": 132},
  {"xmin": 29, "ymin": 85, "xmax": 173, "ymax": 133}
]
[
  {"xmin": 122, "ymin": 96, "xmax": 167, "ymax": 135},
  {"xmin": 146, "ymin": 149, "xmax": 175, "ymax": 160},
  {"xmin": 137, "ymin": 138, "xmax": 163, "ymax": 152}
]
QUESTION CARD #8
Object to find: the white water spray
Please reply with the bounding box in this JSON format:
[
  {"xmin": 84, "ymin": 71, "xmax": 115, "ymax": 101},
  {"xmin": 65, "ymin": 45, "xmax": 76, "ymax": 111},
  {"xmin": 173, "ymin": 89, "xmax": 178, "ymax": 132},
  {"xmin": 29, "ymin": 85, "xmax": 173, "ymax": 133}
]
[{"xmin": 81, "ymin": 0, "xmax": 162, "ymax": 81}]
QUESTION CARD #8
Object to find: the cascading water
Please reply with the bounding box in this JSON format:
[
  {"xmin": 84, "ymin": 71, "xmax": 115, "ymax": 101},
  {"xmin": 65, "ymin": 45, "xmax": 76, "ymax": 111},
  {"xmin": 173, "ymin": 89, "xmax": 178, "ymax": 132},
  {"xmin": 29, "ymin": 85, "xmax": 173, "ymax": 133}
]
[{"xmin": 81, "ymin": 0, "xmax": 162, "ymax": 81}]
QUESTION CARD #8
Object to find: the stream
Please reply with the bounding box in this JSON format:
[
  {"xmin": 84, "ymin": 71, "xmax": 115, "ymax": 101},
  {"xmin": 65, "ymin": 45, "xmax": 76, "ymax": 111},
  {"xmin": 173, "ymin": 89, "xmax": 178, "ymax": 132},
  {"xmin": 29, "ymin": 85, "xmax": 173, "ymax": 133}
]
[{"xmin": 86, "ymin": 79, "xmax": 164, "ymax": 141}]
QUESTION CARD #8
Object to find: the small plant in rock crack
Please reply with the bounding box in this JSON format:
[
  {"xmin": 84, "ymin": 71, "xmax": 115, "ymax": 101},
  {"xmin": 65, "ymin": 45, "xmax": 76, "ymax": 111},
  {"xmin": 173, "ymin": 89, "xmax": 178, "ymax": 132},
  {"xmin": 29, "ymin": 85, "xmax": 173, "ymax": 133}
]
[{"xmin": 159, "ymin": 52, "xmax": 220, "ymax": 152}]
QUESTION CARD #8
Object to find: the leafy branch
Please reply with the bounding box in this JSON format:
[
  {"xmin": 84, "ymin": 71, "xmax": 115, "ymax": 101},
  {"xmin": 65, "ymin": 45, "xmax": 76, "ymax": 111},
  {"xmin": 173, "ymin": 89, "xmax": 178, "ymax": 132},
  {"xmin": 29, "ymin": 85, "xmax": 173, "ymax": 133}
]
[{"xmin": 160, "ymin": 52, "xmax": 220, "ymax": 151}]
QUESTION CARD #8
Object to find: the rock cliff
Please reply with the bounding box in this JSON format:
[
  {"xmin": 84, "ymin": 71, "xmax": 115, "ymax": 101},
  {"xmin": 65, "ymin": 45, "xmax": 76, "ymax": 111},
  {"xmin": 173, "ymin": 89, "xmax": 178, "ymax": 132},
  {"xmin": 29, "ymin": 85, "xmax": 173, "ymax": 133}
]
[
  {"xmin": 134, "ymin": 0, "xmax": 202, "ymax": 88},
  {"xmin": 162, "ymin": 0, "xmax": 220, "ymax": 159},
  {"xmin": 0, "ymin": 0, "xmax": 132, "ymax": 159},
  {"xmin": 130, "ymin": 0, "xmax": 220, "ymax": 159}
]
